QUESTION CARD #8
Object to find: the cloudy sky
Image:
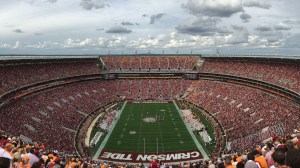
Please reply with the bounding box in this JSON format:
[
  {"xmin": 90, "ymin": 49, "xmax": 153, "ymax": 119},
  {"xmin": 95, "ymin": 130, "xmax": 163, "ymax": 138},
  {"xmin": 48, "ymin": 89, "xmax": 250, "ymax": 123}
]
[{"xmin": 1, "ymin": 0, "xmax": 300, "ymax": 55}]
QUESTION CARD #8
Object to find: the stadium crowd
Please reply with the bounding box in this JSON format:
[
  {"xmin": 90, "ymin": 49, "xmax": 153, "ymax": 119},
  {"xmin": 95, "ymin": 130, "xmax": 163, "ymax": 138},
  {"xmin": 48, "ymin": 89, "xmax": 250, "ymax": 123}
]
[
  {"xmin": 185, "ymin": 80, "xmax": 300, "ymax": 153},
  {"xmin": 109, "ymin": 79, "xmax": 191, "ymax": 100},
  {"xmin": 0, "ymin": 79, "xmax": 191, "ymax": 154},
  {"xmin": 0, "ymin": 62, "xmax": 100, "ymax": 95},
  {"xmin": 101, "ymin": 56, "xmax": 198, "ymax": 71},
  {"xmin": 0, "ymin": 80, "xmax": 118, "ymax": 153},
  {"xmin": 1, "ymin": 130, "xmax": 300, "ymax": 168},
  {"xmin": 199, "ymin": 60, "xmax": 300, "ymax": 94}
]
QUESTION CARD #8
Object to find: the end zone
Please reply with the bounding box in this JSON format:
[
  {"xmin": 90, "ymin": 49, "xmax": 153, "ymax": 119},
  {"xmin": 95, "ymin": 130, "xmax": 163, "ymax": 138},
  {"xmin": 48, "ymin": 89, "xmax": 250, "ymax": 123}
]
[{"xmin": 97, "ymin": 149, "xmax": 203, "ymax": 163}]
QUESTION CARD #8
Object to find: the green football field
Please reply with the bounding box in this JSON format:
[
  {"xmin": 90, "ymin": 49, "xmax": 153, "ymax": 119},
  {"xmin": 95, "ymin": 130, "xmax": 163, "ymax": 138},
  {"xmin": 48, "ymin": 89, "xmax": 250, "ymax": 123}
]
[{"xmin": 102, "ymin": 102, "xmax": 198, "ymax": 153}]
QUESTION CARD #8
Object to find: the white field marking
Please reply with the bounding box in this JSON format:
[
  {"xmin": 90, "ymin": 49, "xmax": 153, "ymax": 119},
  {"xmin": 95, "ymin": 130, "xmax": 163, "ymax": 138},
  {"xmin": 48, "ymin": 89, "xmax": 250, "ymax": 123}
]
[
  {"xmin": 155, "ymin": 104, "xmax": 165, "ymax": 152},
  {"xmin": 136, "ymin": 105, "xmax": 146, "ymax": 152}
]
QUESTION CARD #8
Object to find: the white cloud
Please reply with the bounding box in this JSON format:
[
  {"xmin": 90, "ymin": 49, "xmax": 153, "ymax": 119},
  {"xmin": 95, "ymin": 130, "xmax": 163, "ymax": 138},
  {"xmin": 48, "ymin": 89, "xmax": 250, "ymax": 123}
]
[
  {"xmin": 106, "ymin": 26, "xmax": 132, "ymax": 34},
  {"xmin": 13, "ymin": 41, "xmax": 22, "ymax": 48},
  {"xmin": 121, "ymin": 21, "xmax": 135, "ymax": 26},
  {"xmin": 182, "ymin": 0, "xmax": 243, "ymax": 17},
  {"xmin": 13, "ymin": 29, "xmax": 24, "ymax": 33},
  {"xmin": 97, "ymin": 37, "xmax": 109, "ymax": 48},
  {"xmin": 255, "ymin": 24, "xmax": 273, "ymax": 32},
  {"xmin": 25, "ymin": 42, "xmax": 46, "ymax": 49},
  {"xmin": 80, "ymin": 0, "xmax": 107, "ymax": 10},
  {"xmin": 128, "ymin": 37, "xmax": 161, "ymax": 49},
  {"xmin": 149, "ymin": 13, "xmax": 166, "ymax": 24},
  {"xmin": 274, "ymin": 22, "xmax": 291, "ymax": 31},
  {"xmin": 47, "ymin": 0, "xmax": 57, "ymax": 3},
  {"xmin": 243, "ymin": 1, "xmax": 271, "ymax": 9},
  {"xmin": 176, "ymin": 17, "xmax": 229, "ymax": 35},
  {"xmin": 64, "ymin": 38, "xmax": 93, "ymax": 48},
  {"xmin": 0, "ymin": 43, "xmax": 12, "ymax": 48},
  {"xmin": 164, "ymin": 39, "xmax": 194, "ymax": 48},
  {"xmin": 240, "ymin": 13, "xmax": 251, "ymax": 22}
]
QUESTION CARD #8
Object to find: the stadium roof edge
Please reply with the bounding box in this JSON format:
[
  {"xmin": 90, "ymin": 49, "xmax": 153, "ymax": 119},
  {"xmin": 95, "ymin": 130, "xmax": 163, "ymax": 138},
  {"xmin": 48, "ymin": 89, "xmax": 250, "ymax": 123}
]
[
  {"xmin": 202, "ymin": 54, "xmax": 300, "ymax": 60},
  {"xmin": 0, "ymin": 54, "xmax": 202, "ymax": 61},
  {"xmin": 1, "ymin": 54, "xmax": 300, "ymax": 61},
  {"xmin": 0, "ymin": 55, "xmax": 100, "ymax": 60}
]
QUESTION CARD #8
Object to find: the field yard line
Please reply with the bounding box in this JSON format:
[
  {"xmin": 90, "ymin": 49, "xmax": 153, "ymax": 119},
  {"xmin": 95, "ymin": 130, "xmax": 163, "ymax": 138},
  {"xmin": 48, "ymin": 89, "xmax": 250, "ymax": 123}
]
[
  {"xmin": 136, "ymin": 103, "xmax": 145, "ymax": 152},
  {"xmin": 155, "ymin": 103, "xmax": 165, "ymax": 152},
  {"xmin": 172, "ymin": 100, "xmax": 209, "ymax": 160},
  {"xmin": 93, "ymin": 101, "xmax": 127, "ymax": 160}
]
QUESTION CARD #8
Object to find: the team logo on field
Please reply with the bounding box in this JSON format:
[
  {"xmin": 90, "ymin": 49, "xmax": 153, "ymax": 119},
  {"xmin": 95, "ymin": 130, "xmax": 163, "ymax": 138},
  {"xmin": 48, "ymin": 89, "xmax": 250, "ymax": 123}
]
[
  {"xmin": 143, "ymin": 117, "xmax": 157, "ymax": 123},
  {"xmin": 129, "ymin": 131, "xmax": 136, "ymax": 134}
]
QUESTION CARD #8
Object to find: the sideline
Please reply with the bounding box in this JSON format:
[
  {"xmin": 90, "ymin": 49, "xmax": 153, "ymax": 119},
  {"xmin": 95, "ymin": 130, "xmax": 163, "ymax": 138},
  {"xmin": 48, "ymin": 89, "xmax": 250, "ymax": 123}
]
[
  {"xmin": 85, "ymin": 113, "xmax": 104, "ymax": 147},
  {"xmin": 93, "ymin": 101, "xmax": 127, "ymax": 160},
  {"xmin": 172, "ymin": 100, "xmax": 209, "ymax": 160}
]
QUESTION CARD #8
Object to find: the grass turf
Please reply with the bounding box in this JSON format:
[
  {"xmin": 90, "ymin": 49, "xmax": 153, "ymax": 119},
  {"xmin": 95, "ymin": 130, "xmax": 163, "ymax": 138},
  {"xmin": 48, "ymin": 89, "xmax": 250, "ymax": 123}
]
[{"xmin": 102, "ymin": 102, "xmax": 198, "ymax": 153}]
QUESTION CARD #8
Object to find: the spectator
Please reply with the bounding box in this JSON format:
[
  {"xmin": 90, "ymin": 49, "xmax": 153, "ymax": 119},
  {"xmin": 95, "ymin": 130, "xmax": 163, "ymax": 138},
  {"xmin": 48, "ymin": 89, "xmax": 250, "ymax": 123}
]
[
  {"xmin": 26, "ymin": 148, "xmax": 39, "ymax": 166},
  {"xmin": 0, "ymin": 157, "xmax": 11, "ymax": 168},
  {"xmin": 148, "ymin": 158, "xmax": 159, "ymax": 168},
  {"xmin": 285, "ymin": 140, "xmax": 294, "ymax": 150},
  {"xmin": 208, "ymin": 160, "xmax": 215, "ymax": 168},
  {"xmin": 285, "ymin": 148, "xmax": 300, "ymax": 168},
  {"xmin": 236, "ymin": 162, "xmax": 244, "ymax": 168},
  {"xmin": 22, "ymin": 155, "xmax": 31, "ymax": 168},
  {"xmin": 217, "ymin": 158, "xmax": 225, "ymax": 168},
  {"xmin": 237, "ymin": 154, "xmax": 247, "ymax": 168},
  {"xmin": 224, "ymin": 156, "xmax": 235, "ymax": 168},
  {"xmin": 264, "ymin": 143, "xmax": 274, "ymax": 167},
  {"xmin": 31, "ymin": 161, "xmax": 44, "ymax": 168},
  {"xmin": 0, "ymin": 144, "xmax": 13, "ymax": 168},
  {"xmin": 270, "ymin": 148, "xmax": 286, "ymax": 168},
  {"xmin": 253, "ymin": 150, "xmax": 268, "ymax": 168},
  {"xmin": 245, "ymin": 152, "xmax": 259, "ymax": 168}
]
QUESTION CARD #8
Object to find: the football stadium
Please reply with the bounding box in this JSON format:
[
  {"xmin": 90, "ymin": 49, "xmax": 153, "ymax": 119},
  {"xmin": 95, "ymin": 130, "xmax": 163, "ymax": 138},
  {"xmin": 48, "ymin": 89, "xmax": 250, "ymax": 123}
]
[
  {"xmin": 2, "ymin": 0, "xmax": 300, "ymax": 167},
  {"xmin": 0, "ymin": 54, "xmax": 300, "ymax": 167}
]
